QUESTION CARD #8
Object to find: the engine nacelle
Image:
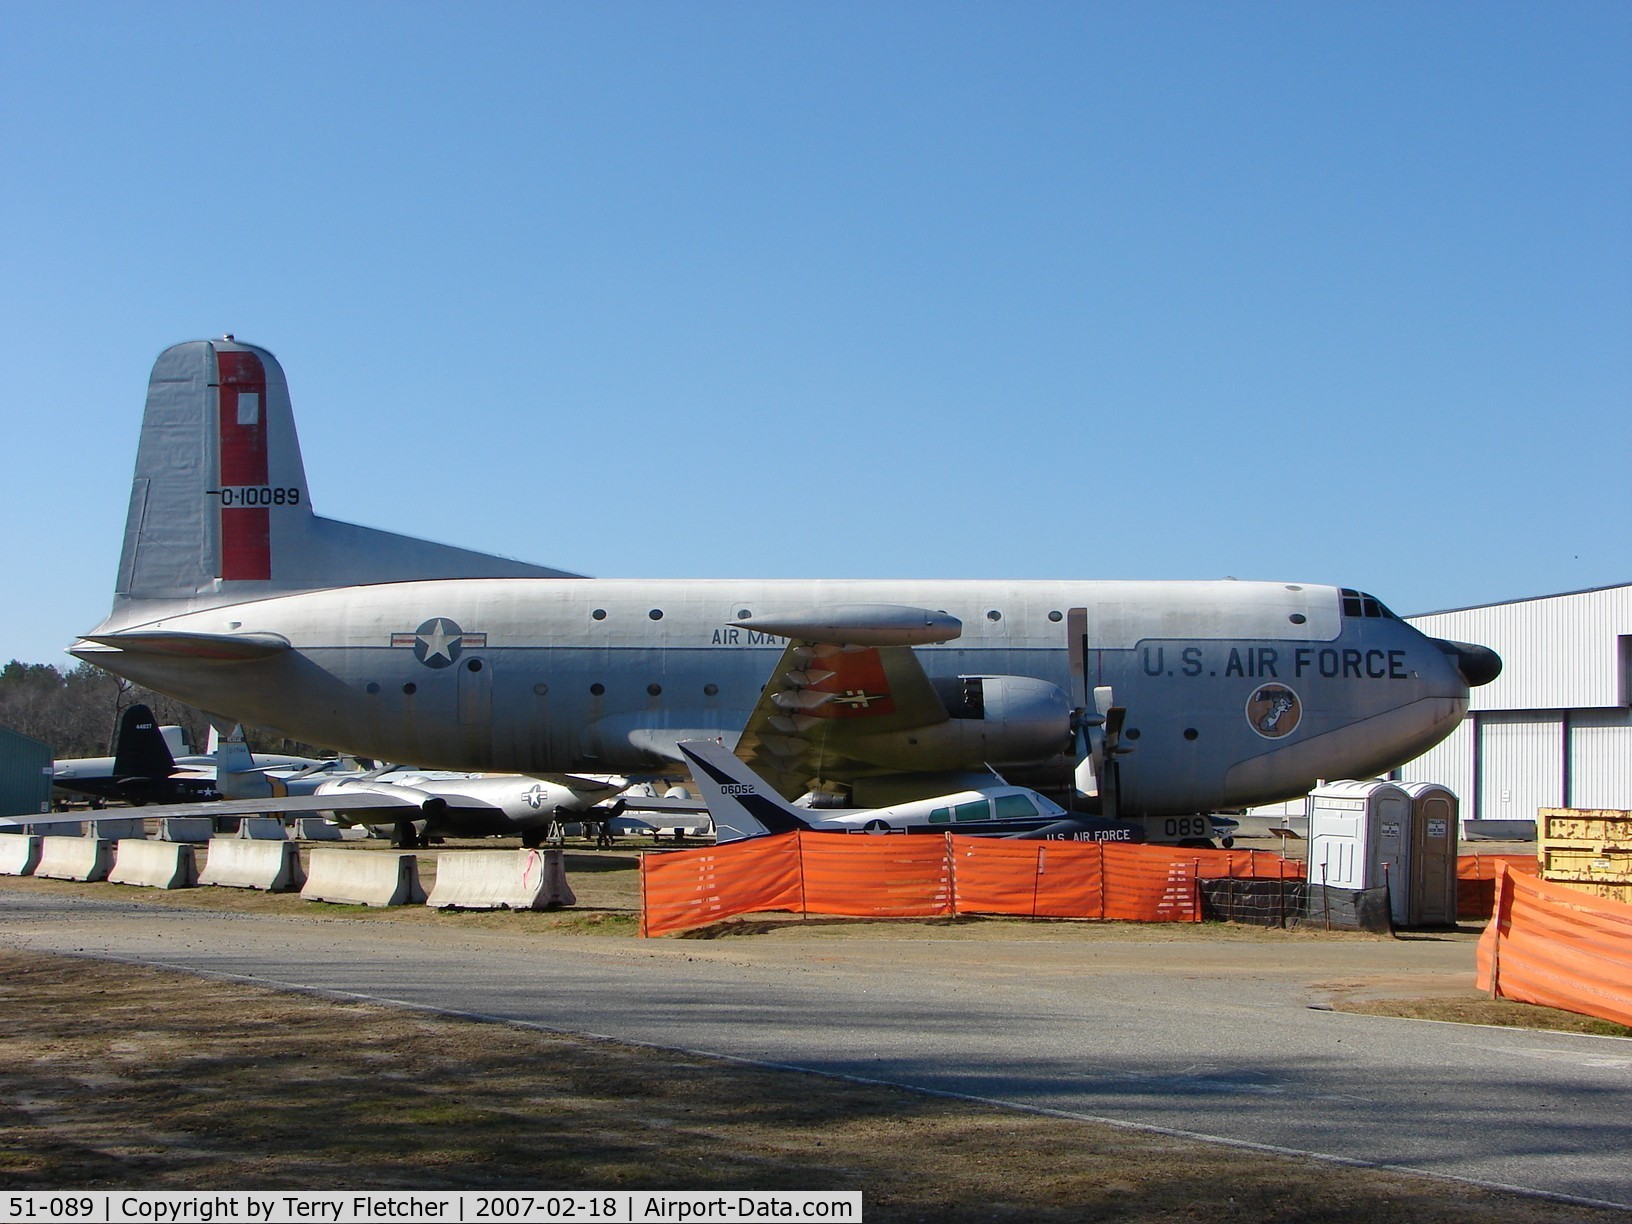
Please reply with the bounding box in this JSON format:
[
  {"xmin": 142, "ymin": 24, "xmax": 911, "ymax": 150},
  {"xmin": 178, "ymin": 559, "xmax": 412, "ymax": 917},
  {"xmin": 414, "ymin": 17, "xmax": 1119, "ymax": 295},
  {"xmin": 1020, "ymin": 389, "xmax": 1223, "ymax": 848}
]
[
  {"xmin": 846, "ymin": 674, "xmax": 1073, "ymax": 774},
  {"xmin": 942, "ymin": 674, "xmax": 1074, "ymax": 765}
]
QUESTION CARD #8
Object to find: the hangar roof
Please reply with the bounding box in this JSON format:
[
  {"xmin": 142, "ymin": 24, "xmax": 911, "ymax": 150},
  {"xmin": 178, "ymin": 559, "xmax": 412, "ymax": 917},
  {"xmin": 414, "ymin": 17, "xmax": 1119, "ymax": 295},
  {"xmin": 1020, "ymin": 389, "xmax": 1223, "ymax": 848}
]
[{"xmin": 1407, "ymin": 584, "xmax": 1632, "ymax": 713}]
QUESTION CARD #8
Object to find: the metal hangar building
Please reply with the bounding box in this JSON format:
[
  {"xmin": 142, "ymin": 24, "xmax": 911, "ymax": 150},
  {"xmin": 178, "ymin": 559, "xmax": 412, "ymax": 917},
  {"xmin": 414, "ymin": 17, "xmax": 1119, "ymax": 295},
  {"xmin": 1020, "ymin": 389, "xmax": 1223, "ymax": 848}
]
[
  {"xmin": 0, "ymin": 725, "xmax": 52, "ymax": 819},
  {"xmin": 1400, "ymin": 583, "xmax": 1632, "ymax": 829}
]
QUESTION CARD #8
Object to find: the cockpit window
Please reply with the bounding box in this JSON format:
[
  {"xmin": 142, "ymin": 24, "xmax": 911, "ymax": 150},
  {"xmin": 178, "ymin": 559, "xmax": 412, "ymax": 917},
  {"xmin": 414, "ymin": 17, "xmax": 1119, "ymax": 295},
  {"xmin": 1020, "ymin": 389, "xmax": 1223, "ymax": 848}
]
[
  {"xmin": 993, "ymin": 793, "xmax": 1040, "ymax": 820},
  {"xmin": 1340, "ymin": 589, "xmax": 1398, "ymax": 619}
]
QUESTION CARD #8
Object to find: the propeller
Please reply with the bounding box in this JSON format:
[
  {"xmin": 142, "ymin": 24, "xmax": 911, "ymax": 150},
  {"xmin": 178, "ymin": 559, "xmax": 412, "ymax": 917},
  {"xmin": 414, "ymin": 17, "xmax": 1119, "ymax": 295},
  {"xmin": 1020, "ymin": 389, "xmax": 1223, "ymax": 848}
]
[{"xmin": 1066, "ymin": 609, "xmax": 1131, "ymax": 820}]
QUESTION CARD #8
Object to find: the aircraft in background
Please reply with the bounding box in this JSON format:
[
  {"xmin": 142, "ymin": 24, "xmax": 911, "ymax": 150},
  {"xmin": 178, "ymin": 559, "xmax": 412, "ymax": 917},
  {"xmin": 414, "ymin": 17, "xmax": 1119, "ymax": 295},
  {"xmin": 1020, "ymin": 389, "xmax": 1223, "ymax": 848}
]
[
  {"xmin": 680, "ymin": 739, "xmax": 1145, "ymax": 844},
  {"xmin": 214, "ymin": 727, "xmax": 638, "ymax": 845},
  {"xmin": 207, "ymin": 725, "xmax": 356, "ymax": 792},
  {"xmin": 6, "ymin": 763, "xmax": 633, "ymax": 847},
  {"xmin": 51, "ymin": 704, "xmax": 220, "ymax": 807},
  {"xmin": 70, "ymin": 338, "xmax": 1500, "ymax": 831},
  {"xmin": 34, "ymin": 715, "xmax": 633, "ymax": 846}
]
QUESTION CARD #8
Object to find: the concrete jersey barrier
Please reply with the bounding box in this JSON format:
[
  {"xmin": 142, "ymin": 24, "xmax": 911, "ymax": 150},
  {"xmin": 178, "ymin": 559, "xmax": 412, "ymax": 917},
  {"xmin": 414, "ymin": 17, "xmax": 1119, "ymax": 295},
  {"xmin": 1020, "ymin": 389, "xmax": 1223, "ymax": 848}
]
[
  {"xmin": 0, "ymin": 833, "xmax": 41, "ymax": 876},
  {"xmin": 88, "ymin": 818, "xmax": 146, "ymax": 840},
  {"xmin": 108, "ymin": 839, "xmax": 197, "ymax": 889},
  {"xmin": 160, "ymin": 817, "xmax": 216, "ymax": 843},
  {"xmin": 300, "ymin": 848, "xmax": 425, "ymax": 907},
  {"xmin": 427, "ymin": 848, "xmax": 576, "ymax": 910},
  {"xmin": 237, "ymin": 817, "xmax": 288, "ymax": 840},
  {"xmin": 292, "ymin": 817, "xmax": 344, "ymax": 841},
  {"xmin": 199, "ymin": 838, "xmax": 305, "ymax": 891},
  {"xmin": 34, "ymin": 836, "xmax": 115, "ymax": 882}
]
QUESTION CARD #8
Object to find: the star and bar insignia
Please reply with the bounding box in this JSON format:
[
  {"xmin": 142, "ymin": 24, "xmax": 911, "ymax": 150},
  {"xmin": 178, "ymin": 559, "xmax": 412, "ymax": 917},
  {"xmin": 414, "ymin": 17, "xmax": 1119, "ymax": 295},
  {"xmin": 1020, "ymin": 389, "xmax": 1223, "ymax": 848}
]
[{"xmin": 390, "ymin": 617, "xmax": 488, "ymax": 669}]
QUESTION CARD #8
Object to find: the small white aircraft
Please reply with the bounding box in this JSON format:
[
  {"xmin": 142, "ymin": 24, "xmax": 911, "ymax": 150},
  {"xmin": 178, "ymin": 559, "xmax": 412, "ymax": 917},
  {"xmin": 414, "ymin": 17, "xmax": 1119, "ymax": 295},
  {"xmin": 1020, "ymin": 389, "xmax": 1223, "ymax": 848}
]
[{"xmin": 679, "ymin": 739, "xmax": 1145, "ymax": 844}]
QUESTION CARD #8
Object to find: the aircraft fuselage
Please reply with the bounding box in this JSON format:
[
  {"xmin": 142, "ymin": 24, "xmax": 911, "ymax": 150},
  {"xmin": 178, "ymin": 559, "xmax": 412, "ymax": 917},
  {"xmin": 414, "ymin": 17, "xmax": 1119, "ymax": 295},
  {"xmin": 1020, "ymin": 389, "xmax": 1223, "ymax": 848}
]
[{"xmin": 79, "ymin": 575, "xmax": 1469, "ymax": 817}]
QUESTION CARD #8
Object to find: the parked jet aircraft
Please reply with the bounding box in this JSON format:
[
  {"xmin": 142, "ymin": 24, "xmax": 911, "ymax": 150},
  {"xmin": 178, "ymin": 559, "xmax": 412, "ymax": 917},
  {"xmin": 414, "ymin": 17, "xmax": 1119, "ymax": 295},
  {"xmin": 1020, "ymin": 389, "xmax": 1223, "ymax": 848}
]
[
  {"xmin": 679, "ymin": 739, "xmax": 1144, "ymax": 844},
  {"xmin": 51, "ymin": 704, "xmax": 220, "ymax": 806},
  {"xmin": 214, "ymin": 726, "xmax": 634, "ymax": 844},
  {"xmin": 70, "ymin": 338, "xmax": 1500, "ymax": 826},
  {"xmin": 210, "ymin": 727, "xmax": 365, "ymax": 799},
  {"xmin": 5, "ymin": 765, "xmax": 627, "ymax": 847},
  {"xmin": 28, "ymin": 715, "xmax": 629, "ymax": 846}
]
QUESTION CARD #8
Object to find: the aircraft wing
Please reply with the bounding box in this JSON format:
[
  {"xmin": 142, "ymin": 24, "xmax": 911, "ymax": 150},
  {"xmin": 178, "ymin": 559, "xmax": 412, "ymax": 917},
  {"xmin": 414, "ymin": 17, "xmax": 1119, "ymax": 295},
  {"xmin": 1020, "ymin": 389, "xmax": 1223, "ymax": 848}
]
[
  {"xmin": 733, "ymin": 628, "xmax": 958, "ymax": 801},
  {"xmin": 606, "ymin": 794, "xmax": 708, "ymax": 816},
  {"xmin": 0, "ymin": 793, "xmax": 415, "ymax": 829}
]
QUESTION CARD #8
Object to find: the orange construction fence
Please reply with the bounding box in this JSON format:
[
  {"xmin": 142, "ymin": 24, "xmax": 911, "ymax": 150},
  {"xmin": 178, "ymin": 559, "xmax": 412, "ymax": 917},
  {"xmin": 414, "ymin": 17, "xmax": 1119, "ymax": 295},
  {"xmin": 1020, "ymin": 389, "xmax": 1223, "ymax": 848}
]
[
  {"xmin": 638, "ymin": 835, "xmax": 804, "ymax": 937},
  {"xmin": 639, "ymin": 833, "xmax": 1303, "ymax": 937},
  {"xmin": 1457, "ymin": 853, "xmax": 1539, "ymax": 919},
  {"xmin": 1476, "ymin": 865, "xmax": 1632, "ymax": 1029}
]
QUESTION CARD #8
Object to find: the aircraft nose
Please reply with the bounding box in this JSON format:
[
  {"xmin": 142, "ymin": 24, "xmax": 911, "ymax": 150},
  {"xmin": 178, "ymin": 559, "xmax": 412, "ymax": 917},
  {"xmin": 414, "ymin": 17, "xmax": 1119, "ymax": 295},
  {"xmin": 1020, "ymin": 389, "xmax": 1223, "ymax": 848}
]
[{"xmin": 1432, "ymin": 638, "xmax": 1502, "ymax": 688}]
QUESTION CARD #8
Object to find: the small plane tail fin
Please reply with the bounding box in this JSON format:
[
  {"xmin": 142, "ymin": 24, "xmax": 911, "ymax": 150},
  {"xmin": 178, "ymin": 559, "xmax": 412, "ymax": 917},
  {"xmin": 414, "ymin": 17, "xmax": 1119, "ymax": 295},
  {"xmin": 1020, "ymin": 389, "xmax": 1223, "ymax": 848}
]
[
  {"xmin": 211, "ymin": 727, "xmax": 261, "ymax": 798},
  {"xmin": 108, "ymin": 338, "xmax": 578, "ymax": 620},
  {"xmin": 678, "ymin": 740, "xmax": 814, "ymax": 844},
  {"xmin": 111, "ymin": 704, "xmax": 178, "ymax": 781}
]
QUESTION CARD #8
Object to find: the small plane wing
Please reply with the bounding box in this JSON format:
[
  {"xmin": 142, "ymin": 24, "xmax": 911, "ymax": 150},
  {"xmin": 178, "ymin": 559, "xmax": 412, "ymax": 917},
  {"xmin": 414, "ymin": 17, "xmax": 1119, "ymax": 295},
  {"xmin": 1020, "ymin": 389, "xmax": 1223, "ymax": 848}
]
[{"xmin": 730, "ymin": 605, "xmax": 962, "ymax": 800}]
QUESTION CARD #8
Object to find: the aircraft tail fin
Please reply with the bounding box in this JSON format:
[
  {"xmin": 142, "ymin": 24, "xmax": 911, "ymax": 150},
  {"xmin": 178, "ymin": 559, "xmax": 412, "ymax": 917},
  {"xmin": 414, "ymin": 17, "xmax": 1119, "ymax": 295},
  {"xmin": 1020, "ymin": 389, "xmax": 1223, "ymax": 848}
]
[
  {"xmin": 678, "ymin": 740, "xmax": 814, "ymax": 844},
  {"xmin": 109, "ymin": 338, "xmax": 577, "ymax": 620},
  {"xmin": 211, "ymin": 727, "xmax": 261, "ymax": 798},
  {"xmin": 111, "ymin": 704, "xmax": 178, "ymax": 781}
]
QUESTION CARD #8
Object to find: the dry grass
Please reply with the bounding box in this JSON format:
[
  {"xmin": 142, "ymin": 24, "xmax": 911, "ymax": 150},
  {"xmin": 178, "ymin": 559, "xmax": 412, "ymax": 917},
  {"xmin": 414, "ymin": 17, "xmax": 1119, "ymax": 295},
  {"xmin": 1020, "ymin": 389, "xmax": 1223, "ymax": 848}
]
[
  {"xmin": 1332, "ymin": 996, "xmax": 1632, "ymax": 1037},
  {"xmin": 0, "ymin": 948, "xmax": 1620, "ymax": 1222}
]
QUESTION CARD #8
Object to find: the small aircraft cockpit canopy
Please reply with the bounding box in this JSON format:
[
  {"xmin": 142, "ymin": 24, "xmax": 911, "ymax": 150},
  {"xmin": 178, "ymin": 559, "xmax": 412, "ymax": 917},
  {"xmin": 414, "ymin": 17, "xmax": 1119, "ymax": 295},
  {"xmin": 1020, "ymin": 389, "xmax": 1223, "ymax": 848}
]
[
  {"xmin": 1341, "ymin": 589, "xmax": 1398, "ymax": 620},
  {"xmin": 927, "ymin": 793, "xmax": 1044, "ymax": 825}
]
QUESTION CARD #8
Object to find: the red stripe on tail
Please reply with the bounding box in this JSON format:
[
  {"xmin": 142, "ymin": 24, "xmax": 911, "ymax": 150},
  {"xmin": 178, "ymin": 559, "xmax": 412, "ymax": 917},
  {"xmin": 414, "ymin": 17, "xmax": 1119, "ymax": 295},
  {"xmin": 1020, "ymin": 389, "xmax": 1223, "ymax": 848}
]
[{"xmin": 217, "ymin": 350, "xmax": 271, "ymax": 580}]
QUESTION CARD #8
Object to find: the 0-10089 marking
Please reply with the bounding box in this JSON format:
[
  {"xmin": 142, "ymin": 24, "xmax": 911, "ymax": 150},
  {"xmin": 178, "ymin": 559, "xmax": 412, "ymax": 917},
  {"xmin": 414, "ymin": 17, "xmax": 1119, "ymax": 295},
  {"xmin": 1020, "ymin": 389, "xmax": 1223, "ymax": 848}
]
[{"xmin": 213, "ymin": 486, "xmax": 302, "ymax": 507}]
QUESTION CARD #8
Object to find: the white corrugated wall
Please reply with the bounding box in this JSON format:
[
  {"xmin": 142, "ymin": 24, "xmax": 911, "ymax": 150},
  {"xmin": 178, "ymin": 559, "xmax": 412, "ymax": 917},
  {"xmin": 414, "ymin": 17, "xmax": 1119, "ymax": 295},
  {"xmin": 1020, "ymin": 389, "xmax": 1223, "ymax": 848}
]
[
  {"xmin": 1399, "ymin": 585, "xmax": 1632, "ymax": 823},
  {"xmin": 1397, "ymin": 719, "xmax": 1473, "ymax": 812},
  {"xmin": 1409, "ymin": 585, "xmax": 1631, "ymax": 711},
  {"xmin": 1479, "ymin": 713, "xmax": 1565, "ymax": 820},
  {"xmin": 1570, "ymin": 708, "xmax": 1632, "ymax": 809}
]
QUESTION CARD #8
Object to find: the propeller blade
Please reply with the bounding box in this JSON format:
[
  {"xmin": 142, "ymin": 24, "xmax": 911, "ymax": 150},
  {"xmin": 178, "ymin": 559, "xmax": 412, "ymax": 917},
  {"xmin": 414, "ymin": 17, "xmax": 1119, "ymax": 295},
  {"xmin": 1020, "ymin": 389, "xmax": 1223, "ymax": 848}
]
[
  {"xmin": 1067, "ymin": 608, "xmax": 1089, "ymax": 703},
  {"xmin": 1073, "ymin": 752, "xmax": 1099, "ymax": 798}
]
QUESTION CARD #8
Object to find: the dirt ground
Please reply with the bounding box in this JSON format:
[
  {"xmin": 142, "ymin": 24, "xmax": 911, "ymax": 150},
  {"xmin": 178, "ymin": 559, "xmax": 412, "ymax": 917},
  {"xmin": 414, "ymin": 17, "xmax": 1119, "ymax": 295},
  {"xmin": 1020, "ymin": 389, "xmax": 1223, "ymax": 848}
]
[{"xmin": 2, "ymin": 834, "xmax": 1624, "ymax": 1219}]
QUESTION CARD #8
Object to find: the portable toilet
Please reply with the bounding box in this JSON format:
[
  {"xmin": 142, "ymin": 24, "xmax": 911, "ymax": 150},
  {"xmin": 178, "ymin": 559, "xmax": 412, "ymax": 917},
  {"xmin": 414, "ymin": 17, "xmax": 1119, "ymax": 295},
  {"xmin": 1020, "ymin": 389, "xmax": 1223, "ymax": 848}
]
[
  {"xmin": 1399, "ymin": 782, "xmax": 1459, "ymax": 927},
  {"xmin": 1307, "ymin": 781, "xmax": 1413, "ymax": 925}
]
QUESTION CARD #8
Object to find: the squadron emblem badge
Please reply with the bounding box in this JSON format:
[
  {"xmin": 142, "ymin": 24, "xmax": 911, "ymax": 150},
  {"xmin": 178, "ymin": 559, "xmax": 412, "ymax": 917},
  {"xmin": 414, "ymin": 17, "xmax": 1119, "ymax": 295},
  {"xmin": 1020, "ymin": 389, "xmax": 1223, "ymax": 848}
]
[{"xmin": 1246, "ymin": 683, "xmax": 1302, "ymax": 739}]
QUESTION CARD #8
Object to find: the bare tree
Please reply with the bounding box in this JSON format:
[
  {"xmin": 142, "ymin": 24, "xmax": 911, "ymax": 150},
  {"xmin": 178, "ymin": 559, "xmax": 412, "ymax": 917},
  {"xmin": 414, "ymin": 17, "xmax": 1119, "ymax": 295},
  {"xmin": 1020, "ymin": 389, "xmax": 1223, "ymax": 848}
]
[{"xmin": 0, "ymin": 660, "xmax": 328, "ymax": 760}]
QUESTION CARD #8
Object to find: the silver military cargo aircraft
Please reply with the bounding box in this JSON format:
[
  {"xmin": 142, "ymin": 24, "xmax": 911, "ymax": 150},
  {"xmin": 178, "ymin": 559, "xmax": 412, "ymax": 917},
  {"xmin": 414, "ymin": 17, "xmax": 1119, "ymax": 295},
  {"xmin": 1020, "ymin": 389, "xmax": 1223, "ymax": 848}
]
[{"xmin": 70, "ymin": 338, "xmax": 1500, "ymax": 823}]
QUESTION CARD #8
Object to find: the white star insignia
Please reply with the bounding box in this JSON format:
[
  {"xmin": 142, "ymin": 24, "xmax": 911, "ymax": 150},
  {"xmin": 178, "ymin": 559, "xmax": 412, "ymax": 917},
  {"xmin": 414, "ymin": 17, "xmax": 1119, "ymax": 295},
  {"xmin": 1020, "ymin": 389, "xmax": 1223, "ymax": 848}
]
[{"xmin": 417, "ymin": 619, "xmax": 459, "ymax": 664}]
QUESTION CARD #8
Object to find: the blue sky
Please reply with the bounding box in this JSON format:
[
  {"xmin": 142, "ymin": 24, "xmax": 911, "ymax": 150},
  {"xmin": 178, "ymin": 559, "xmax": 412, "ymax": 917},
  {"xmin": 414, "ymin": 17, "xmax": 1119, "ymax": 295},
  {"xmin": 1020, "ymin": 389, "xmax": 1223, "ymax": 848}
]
[{"xmin": 2, "ymin": 1, "xmax": 1628, "ymax": 667}]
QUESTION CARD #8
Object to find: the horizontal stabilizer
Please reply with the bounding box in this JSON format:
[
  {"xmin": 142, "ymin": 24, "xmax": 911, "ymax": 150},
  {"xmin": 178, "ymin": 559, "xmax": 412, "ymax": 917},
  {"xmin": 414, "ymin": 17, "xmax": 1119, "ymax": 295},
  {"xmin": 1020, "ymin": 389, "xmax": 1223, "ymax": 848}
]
[{"xmin": 76, "ymin": 631, "xmax": 292, "ymax": 661}]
